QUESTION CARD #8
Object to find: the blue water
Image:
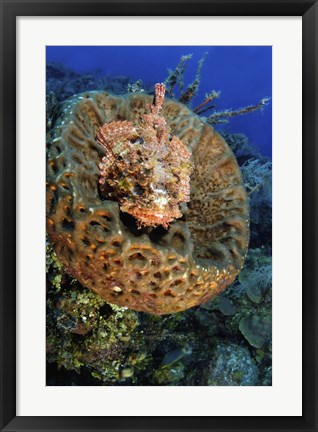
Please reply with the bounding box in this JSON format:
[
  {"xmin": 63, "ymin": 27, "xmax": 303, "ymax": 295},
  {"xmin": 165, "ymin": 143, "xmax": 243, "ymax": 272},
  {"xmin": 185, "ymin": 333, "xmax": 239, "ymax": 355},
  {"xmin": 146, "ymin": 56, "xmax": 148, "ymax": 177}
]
[{"xmin": 47, "ymin": 46, "xmax": 272, "ymax": 157}]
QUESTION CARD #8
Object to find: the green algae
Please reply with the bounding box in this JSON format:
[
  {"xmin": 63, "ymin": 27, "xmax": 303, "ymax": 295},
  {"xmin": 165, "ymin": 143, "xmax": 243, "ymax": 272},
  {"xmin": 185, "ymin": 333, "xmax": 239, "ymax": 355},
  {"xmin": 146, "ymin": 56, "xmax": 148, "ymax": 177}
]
[
  {"xmin": 46, "ymin": 241, "xmax": 150, "ymax": 384},
  {"xmin": 154, "ymin": 362, "xmax": 185, "ymax": 385},
  {"xmin": 46, "ymin": 241, "xmax": 63, "ymax": 292}
]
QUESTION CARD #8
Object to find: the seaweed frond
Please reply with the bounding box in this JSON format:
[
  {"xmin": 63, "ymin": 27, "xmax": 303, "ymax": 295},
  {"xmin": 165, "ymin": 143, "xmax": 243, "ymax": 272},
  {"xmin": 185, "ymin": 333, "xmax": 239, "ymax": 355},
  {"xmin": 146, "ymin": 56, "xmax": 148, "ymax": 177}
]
[
  {"xmin": 206, "ymin": 97, "xmax": 271, "ymax": 125},
  {"xmin": 165, "ymin": 54, "xmax": 193, "ymax": 97},
  {"xmin": 193, "ymin": 90, "xmax": 221, "ymax": 114},
  {"xmin": 179, "ymin": 52, "xmax": 208, "ymax": 104}
]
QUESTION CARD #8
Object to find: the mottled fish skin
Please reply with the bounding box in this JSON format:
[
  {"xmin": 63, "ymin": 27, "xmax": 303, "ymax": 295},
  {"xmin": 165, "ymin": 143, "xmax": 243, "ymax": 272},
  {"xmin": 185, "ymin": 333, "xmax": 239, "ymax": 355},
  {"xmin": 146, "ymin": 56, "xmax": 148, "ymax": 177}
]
[{"xmin": 97, "ymin": 83, "xmax": 193, "ymax": 229}]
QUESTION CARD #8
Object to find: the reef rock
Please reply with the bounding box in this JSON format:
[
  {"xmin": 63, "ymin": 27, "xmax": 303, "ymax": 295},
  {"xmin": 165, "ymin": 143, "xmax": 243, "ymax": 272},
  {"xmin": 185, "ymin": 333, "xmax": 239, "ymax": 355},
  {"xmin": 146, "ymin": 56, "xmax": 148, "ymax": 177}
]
[
  {"xmin": 46, "ymin": 88, "xmax": 249, "ymax": 315},
  {"xmin": 208, "ymin": 342, "xmax": 259, "ymax": 386}
]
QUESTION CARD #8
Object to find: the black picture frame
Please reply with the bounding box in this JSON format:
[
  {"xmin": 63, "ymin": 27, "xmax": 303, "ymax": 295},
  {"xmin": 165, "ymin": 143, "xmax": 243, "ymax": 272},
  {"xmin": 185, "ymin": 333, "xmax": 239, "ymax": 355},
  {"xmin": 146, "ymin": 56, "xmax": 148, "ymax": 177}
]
[{"xmin": 0, "ymin": 0, "xmax": 317, "ymax": 431}]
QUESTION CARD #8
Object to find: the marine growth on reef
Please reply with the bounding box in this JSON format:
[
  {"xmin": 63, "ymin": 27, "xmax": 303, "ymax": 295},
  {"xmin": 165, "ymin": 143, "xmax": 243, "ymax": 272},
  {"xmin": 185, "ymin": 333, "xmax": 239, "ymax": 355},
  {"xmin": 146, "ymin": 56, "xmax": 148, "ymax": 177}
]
[{"xmin": 46, "ymin": 82, "xmax": 249, "ymax": 315}]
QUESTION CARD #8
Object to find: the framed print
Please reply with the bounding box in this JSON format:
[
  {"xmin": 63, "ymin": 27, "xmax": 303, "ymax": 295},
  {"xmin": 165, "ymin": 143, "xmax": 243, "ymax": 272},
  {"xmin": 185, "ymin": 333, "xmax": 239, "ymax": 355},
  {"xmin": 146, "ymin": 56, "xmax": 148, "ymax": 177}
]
[
  {"xmin": 1, "ymin": 1, "xmax": 317, "ymax": 431},
  {"xmin": 45, "ymin": 44, "xmax": 272, "ymax": 387}
]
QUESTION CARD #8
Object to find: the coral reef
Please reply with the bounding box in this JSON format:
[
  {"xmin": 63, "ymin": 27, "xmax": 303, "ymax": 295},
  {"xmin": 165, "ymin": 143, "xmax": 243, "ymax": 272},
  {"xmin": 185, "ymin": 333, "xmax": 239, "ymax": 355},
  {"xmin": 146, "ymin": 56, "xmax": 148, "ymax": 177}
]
[
  {"xmin": 241, "ymin": 159, "xmax": 272, "ymax": 196},
  {"xmin": 46, "ymin": 244, "xmax": 150, "ymax": 384},
  {"xmin": 208, "ymin": 343, "xmax": 259, "ymax": 386},
  {"xmin": 242, "ymin": 160, "xmax": 272, "ymax": 249},
  {"xmin": 239, "ymin": 313, "xmax": 271, "ymax": 349},
  {"xmin": 97, "ymin": 83, "xmax": 193, "ymax": 228},
  {"xmin": 127, "ymin": 79, "xmax": 145, "ymax": 94},
  {"xmin": 47, "ymin": 62, "xmax": 133, "ymax": 101},
  {"xmin": 239, "ymin": 262, "xmax": 271, "ymax": 304},
  {"xmin": 46, "ymin": 92, "xmax": 59, "ymax": 130},
  {"xmin": 223, "ymin": 132, "xmax": 272, "ymax": 249},
  {"xmin": 153, "ymin": 362, "xmax": 185, "ymax": 385},
  {"xmin": 46, "ymin": 87, "xmax": 249, "ymax": 315},
  {"xmin": 221, "ymin": 132, "xmax": 256, "ymax": 163},
  {"xmin": 46, "ymin": 240, "xmax": 271, "ymax": 386},
  {"xmin": 46, "ymin": 61, "xmax": 271, "ymax": 386}
]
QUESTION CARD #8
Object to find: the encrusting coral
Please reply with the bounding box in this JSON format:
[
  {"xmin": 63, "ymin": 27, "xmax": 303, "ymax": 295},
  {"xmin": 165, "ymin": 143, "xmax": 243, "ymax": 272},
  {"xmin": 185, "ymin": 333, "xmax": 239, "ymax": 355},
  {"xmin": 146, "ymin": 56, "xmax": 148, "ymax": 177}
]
[{"xmin": 46, "ymin": 81, "xmax": 249, "ymax": 315}]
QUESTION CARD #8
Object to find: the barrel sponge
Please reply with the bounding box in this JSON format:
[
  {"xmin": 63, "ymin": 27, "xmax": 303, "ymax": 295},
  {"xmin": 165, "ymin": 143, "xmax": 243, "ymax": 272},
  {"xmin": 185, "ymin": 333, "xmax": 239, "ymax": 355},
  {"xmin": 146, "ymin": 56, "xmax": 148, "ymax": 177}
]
[{"xmin": 46, "ymin": 91, "xmax": 249, "ymax": 315}]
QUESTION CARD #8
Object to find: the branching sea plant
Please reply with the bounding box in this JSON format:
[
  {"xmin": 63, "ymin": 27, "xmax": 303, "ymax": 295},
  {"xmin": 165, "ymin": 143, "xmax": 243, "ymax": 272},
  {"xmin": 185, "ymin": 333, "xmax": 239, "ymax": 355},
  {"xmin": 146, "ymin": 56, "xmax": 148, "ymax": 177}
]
[
  {"xmin": 179, "ymin": 52, "xmax": 208, "ymax": 104},
  {"xmin": 165, "ymin": 53, "xmax": 271, "ymax": 125},
  {"xmin": 206, "ymin": 97, "xmax": 271, "ymax": 125},
  {"xmin": 165, "ymin": 53, "xmax": 193, "ymax": 96},
  {"xmin": 240, "ymin": 158, "xmax": 272, "ymax": 196}
]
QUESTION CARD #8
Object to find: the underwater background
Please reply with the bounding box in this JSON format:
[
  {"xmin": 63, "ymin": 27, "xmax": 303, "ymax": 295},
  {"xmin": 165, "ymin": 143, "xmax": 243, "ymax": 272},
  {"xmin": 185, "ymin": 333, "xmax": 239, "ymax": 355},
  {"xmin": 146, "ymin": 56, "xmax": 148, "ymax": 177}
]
[{"xmin": 46, "ymin": 46, "xmax": 272, "ymax": 386}]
